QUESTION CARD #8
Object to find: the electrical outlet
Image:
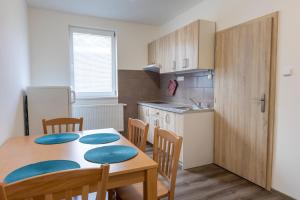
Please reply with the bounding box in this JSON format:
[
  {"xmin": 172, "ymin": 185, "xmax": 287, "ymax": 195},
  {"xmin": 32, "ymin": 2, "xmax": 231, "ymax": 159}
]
[{"xmin": 177, "ymin": 76, "xmax": 184, "ymax": 81}]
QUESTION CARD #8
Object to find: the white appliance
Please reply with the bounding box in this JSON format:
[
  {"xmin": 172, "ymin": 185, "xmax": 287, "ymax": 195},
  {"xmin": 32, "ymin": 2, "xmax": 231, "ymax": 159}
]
[{"xmin": 27, "ymin": 86, "xmax": 75, "ymax": 135}]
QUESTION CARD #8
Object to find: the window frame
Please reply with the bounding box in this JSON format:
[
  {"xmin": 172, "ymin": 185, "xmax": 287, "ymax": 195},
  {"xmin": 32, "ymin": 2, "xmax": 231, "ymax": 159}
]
[{"xmin": 69, "ymin": 26, "xmax": 117, "ymax": 99}]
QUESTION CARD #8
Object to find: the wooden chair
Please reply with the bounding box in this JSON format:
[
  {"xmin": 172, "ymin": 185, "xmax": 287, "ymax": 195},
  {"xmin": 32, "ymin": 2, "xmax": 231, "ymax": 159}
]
[
  {"xmin": 127, "ymin": 118, "xmax": 149, "ymax": 152},
  {"xmin": 0, "ymin": 164, "xmax": 109, "ymax": 200},
  {"xmin": 116, "ymin": 127, "xmax": 183, "ymax": 200},
  {"xmin": 42, "ymin": 117, "xmax": 83, "ymax": 134}
]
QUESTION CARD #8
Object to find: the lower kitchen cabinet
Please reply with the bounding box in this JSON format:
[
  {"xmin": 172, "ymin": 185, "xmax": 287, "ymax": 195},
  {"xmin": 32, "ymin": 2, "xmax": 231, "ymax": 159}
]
[{"xmin": 138, "ymin": 105, "xmax": 214, "ymax": 169}]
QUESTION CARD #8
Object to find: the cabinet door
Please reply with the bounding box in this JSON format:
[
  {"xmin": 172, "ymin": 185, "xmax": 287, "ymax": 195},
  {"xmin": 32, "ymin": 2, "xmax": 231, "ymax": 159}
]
[
  {"xmin": 148, "ymin": 108, "xmax": 159, "ymax": 144},
  {"xmin": 156, "ymin": 110, "xmax": 165, "ymax": 129},
  {"xmin": 175, "ymin": 27, "xmax": 186, "ymax": 71},
  {"xmin": 155, "ymin": 38, "xmax": 164, "ymax": 72},
  {"xmin": 148, "ymin": 41, "xmax": 156, "ymax": 65},
  {"xmin": 138, "ymin": 105, "xmax": 144, "ymax": 121},
  {"xmin": 176, "ymin": 21, "xmax": 199, "ymax": 71},
  {"xmin": 138, "ymin": 106, "xmax": 147, "ymax": 122},
  {"xmin": 163, "ymin": 33, "xmax": 176, "ymax": 73},
  {"xmin": 164, "ymin": 112, "xmax": 176, "ymax": 132},
  {"xmin": 185, "ymin": 21, "xmax": 199, "ymax": 70}
]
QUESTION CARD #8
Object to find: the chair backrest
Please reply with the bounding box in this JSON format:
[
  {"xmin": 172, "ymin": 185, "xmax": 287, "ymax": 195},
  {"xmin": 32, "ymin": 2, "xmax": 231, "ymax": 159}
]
[
  {"xmin": 127, "ymin": 118, "xmax": 149, "ymax": 152},
  {"xmin": 0, "ymin": 165, "xmax": 109, "ymax": 200},
  {"xmin": 153, "ymin": 127, "xmax": 182, "ymax": 199},
  {"xmin": 42, "ymin": 118, "xmax": 83, "ymax": 134}
]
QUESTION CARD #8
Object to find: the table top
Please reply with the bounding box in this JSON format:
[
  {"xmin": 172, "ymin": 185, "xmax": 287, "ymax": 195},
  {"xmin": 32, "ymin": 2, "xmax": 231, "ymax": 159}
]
[{"xmin": 0, "ymin": 128, "xmax": 157, "ymax": 182}]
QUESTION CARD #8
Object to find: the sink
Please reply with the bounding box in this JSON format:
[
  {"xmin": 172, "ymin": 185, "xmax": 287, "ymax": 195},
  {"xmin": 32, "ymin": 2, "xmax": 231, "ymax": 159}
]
[
  {"xmin": 149, "ymin": 101, "xmax": 166, "ymax": 104},
  {"xmin": 173, "ymin": 106, "xmax": 191, "ymax": 110}
]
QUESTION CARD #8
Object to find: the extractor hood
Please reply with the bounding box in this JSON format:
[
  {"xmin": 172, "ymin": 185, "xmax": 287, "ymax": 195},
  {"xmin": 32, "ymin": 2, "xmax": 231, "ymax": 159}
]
[{"xmin": 143, "ymin": 64, "xmax": 160, "ymax": 73}]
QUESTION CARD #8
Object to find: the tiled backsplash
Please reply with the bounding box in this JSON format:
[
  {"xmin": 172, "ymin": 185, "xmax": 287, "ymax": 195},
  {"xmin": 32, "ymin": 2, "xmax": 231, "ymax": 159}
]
[
  {"xmin": 118, "ymin": 70, "xmax": 214, "ymax": 132},
  {"xmin": 118, "ymin": 70, "xmax": 160, "ymax": 133},
  {"xmin": 159, "ymin": 71, "xmax": 214, "ymax": 107}
]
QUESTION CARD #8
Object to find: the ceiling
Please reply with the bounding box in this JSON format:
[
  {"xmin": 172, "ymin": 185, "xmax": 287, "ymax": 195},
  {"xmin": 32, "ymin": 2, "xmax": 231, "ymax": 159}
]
[{"xmin": 26, "ymin": 0, "xmax": 204, "ymax": 25}]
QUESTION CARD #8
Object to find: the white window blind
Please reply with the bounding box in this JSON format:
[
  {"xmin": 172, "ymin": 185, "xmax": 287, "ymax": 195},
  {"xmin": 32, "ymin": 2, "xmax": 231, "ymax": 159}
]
[{"xmin": 70, "ymin": 27, "xmax": 117, "ymax": 98}]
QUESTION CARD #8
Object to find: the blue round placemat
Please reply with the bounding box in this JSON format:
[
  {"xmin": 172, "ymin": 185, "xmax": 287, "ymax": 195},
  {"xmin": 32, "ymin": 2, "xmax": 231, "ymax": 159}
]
[
  {"xmin": 4, "ymin": 160, "xmax": 80, "ymax": 183},
  {"xmin": 35, "ymin": 133, "xmax": 80, "ymax": 145},
  {"xmin": 84, "ymin": 145, "xmax": 138, "ymax": 164},
  {"xmin": 79, "ymin": 133, "xmax": 120, "ymax": 144}
]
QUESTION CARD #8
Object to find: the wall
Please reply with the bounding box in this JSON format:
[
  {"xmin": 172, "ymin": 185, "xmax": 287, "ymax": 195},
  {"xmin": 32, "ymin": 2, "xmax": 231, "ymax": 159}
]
[
  {"xmin": 160, "ymin": 71, "xmax": 214, "ymax": 107},
  {"xmin": 0, "ymin": 0, "xmax": 30, "ymax": 145},
  {"xmin": 28, "ymin": 8, "xmax": 160, "ymax": 86},
  {"xmin": 118, "ymin": 70, "xmax": 160, "ymax": 133},
  {"xmin": 159, "ymin": 0, "xmax": 300, "ymax": 198}
]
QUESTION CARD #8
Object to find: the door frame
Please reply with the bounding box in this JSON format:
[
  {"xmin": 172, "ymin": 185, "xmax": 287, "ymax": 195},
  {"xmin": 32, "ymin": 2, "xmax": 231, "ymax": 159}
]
[{"xmin": 214, "ymin": 12, "xmax": 278, "ymax": 190}]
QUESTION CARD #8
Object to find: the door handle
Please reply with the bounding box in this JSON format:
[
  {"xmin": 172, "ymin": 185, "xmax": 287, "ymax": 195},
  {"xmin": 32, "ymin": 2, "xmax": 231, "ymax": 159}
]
[
  {"xmin": 253, "ymin": 94, "xmax": 266, "ymax": 113},
  {"xmin": 70, "ymin": 90, "xmax": 76, "ymax": 104}
]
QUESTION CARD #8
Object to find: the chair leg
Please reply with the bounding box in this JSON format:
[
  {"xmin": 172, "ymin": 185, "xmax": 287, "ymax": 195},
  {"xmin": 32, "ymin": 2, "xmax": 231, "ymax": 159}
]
[
  {"xmin": 108, "ymin": 190, "xmax": 115, "ymax": 200},
  {"xmin": 168, "ymin": 191, "xmax": 174, "ymax": 200},
  {"xmin": 115, "ymin": 192, "xmax": 121, "ymax": 200}
]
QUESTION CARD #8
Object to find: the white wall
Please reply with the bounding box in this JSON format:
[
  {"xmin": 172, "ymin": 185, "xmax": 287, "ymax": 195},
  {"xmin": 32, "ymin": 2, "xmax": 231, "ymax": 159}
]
[
  {"xmin": 159, "ymin": 0, "xmax": 300, "ymax": 198},
  {"xmin": 28, "ymin": 8, "xmax": 160, "ymax": 86},
  {"xmin": 0, "ymin": 0, "xmax": 30, "ymax": 145}
]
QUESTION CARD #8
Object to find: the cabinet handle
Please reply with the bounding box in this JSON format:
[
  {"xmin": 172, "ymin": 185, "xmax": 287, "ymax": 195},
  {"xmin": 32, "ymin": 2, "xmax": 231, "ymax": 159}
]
[
  {"xmin": 182, "ymin": 58, "xmax": 189, "ymax": 68},
  {"xmin": 172, "ymin": 61, "xmax": 176, "ymax": 71},
  {"xmin": 165, "ymin": 114, "xmax": 170, "ymax": 124},
  {"xmin": 155, "ymin": 119, "xmax": 159, "ymax": 127}
]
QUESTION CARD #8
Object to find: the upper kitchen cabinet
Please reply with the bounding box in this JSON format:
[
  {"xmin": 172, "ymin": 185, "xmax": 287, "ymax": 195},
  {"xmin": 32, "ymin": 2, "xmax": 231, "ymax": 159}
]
[
  {"xmin": 147, "ymin": 19, "xmax": 215, "ymax": 73},
  {"xmin": 176, "ymin": 20, "xmax": 216, "ymax": 71},
  {"xmin": 176, "ymin": 21, "xmax": 200, "ymax": 71},
  {"xmin": 148, "ymin": 40, "xmax": 157, "ymax": 65},
  {"xmin": 161, "ymin": 32, "xmax": 176, "ymax": 73}
]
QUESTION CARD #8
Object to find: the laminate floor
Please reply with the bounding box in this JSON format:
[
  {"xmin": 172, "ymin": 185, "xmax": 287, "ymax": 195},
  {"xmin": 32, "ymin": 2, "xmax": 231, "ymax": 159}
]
[{"xmin": 145, "ymin": 145, "xmax": 293, "ymax": 200}]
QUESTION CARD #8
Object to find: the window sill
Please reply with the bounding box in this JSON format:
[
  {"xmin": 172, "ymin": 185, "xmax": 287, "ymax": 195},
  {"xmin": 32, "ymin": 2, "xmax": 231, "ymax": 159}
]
[{"xmin": 75, "ymin": 96, "xmax": 118, "ymax": 100}]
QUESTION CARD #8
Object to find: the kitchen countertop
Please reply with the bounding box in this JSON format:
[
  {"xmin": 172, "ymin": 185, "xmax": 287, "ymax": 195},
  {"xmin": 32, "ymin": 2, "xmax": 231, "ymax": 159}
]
[{"xmin": 138, "ymin": 101, "xmax": 214, "ymax": 114}]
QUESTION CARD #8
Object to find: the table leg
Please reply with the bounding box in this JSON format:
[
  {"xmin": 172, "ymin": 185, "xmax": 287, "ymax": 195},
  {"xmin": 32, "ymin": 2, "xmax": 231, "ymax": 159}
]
[{"xmin": 143, "ymin": 167, "xmax": 157, "ymax": 200}]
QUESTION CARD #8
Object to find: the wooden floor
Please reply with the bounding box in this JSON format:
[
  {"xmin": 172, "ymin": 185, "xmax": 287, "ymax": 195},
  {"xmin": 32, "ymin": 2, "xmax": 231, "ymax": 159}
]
[{"xmin": 145, "ymin": 145, "xmax": 292, "ymax": 200}]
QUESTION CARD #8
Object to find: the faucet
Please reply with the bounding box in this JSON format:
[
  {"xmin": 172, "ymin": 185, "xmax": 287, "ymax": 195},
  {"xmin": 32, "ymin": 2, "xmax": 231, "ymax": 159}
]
[{"xmin": 189, "ymin": 98, "xmax": 202, "ymax": 109}]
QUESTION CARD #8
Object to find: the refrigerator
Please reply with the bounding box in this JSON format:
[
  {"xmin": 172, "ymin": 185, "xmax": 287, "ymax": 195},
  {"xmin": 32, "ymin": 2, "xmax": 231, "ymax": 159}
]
[{"xmin": 26, "ymin": 86, "xmax": 75, "ymax": 135}]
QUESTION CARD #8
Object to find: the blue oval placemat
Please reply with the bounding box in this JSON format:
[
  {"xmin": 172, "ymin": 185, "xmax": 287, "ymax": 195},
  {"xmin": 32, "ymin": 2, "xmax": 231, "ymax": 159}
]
[
  {"xmin": 84, "ymin": 145, "xmax": 138, "ymax": 164},
  {"xmin": 35, "ymin": 133, "xmax": 80, "ymax": 145},
  {"xmin": 4, "ymin": 160, "xmax": 80, "ymax": 183},
  {"xmin": 79, "ymin": 133, "xmax": 120, "ymax": 144}
]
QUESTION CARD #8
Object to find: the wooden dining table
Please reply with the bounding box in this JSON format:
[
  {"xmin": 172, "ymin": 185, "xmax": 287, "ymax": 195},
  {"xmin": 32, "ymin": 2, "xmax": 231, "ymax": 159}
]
[{"xmin": 0, "ymin": 128, "xmax": 158, "ymax": 200}]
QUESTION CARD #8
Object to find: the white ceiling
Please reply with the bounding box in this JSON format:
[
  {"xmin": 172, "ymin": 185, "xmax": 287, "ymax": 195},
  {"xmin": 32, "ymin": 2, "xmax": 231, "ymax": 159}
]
[{"xmin": 26, "ymin": 0, "xmax": 204, "ymax": 25}]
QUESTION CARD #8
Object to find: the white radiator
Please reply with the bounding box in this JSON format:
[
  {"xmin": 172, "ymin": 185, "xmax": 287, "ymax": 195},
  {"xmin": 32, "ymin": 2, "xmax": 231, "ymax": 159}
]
[{"xmin": 72, "ymin": 104, "xmax": 124, "ymax": 131}]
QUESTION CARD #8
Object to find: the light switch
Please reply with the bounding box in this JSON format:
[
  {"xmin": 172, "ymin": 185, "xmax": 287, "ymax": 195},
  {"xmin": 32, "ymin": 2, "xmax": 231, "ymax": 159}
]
[{"xmin": 283, "ymin": 67, "xmax": 293, "ymax": 77}]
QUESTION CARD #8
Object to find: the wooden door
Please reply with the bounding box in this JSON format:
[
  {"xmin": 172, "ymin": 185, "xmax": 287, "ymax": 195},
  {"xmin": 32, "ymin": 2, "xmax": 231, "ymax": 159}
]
[
  {"xmin": 148, "ymin": 41, "xmax": 156, "ymax": 65},
  {"xmin": 185, "ymin": 21, "xmax": 199, "ymax": 70},
  {"xmin": 214, "ymin": 14, "xmax": 277, "ymax": 189}
]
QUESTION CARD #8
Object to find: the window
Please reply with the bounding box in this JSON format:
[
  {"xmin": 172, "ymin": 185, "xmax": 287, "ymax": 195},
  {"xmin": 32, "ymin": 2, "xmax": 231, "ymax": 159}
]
[{"xmin": 70, "ymin": 26, "xmax": 117, "ymax": 98}]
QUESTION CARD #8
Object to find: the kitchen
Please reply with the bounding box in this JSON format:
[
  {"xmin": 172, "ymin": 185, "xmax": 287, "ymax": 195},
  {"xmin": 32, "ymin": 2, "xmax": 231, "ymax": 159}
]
[{"xmin": 0, "ymin": 0, "xmax": 300, "ymax": 200}]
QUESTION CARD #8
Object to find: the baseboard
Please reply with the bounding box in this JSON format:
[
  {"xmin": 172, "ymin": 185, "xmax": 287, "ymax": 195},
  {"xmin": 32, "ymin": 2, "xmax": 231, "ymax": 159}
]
[{"xmin": 271, "ymin": 189, "xmax": 296, "ymax": 200}]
